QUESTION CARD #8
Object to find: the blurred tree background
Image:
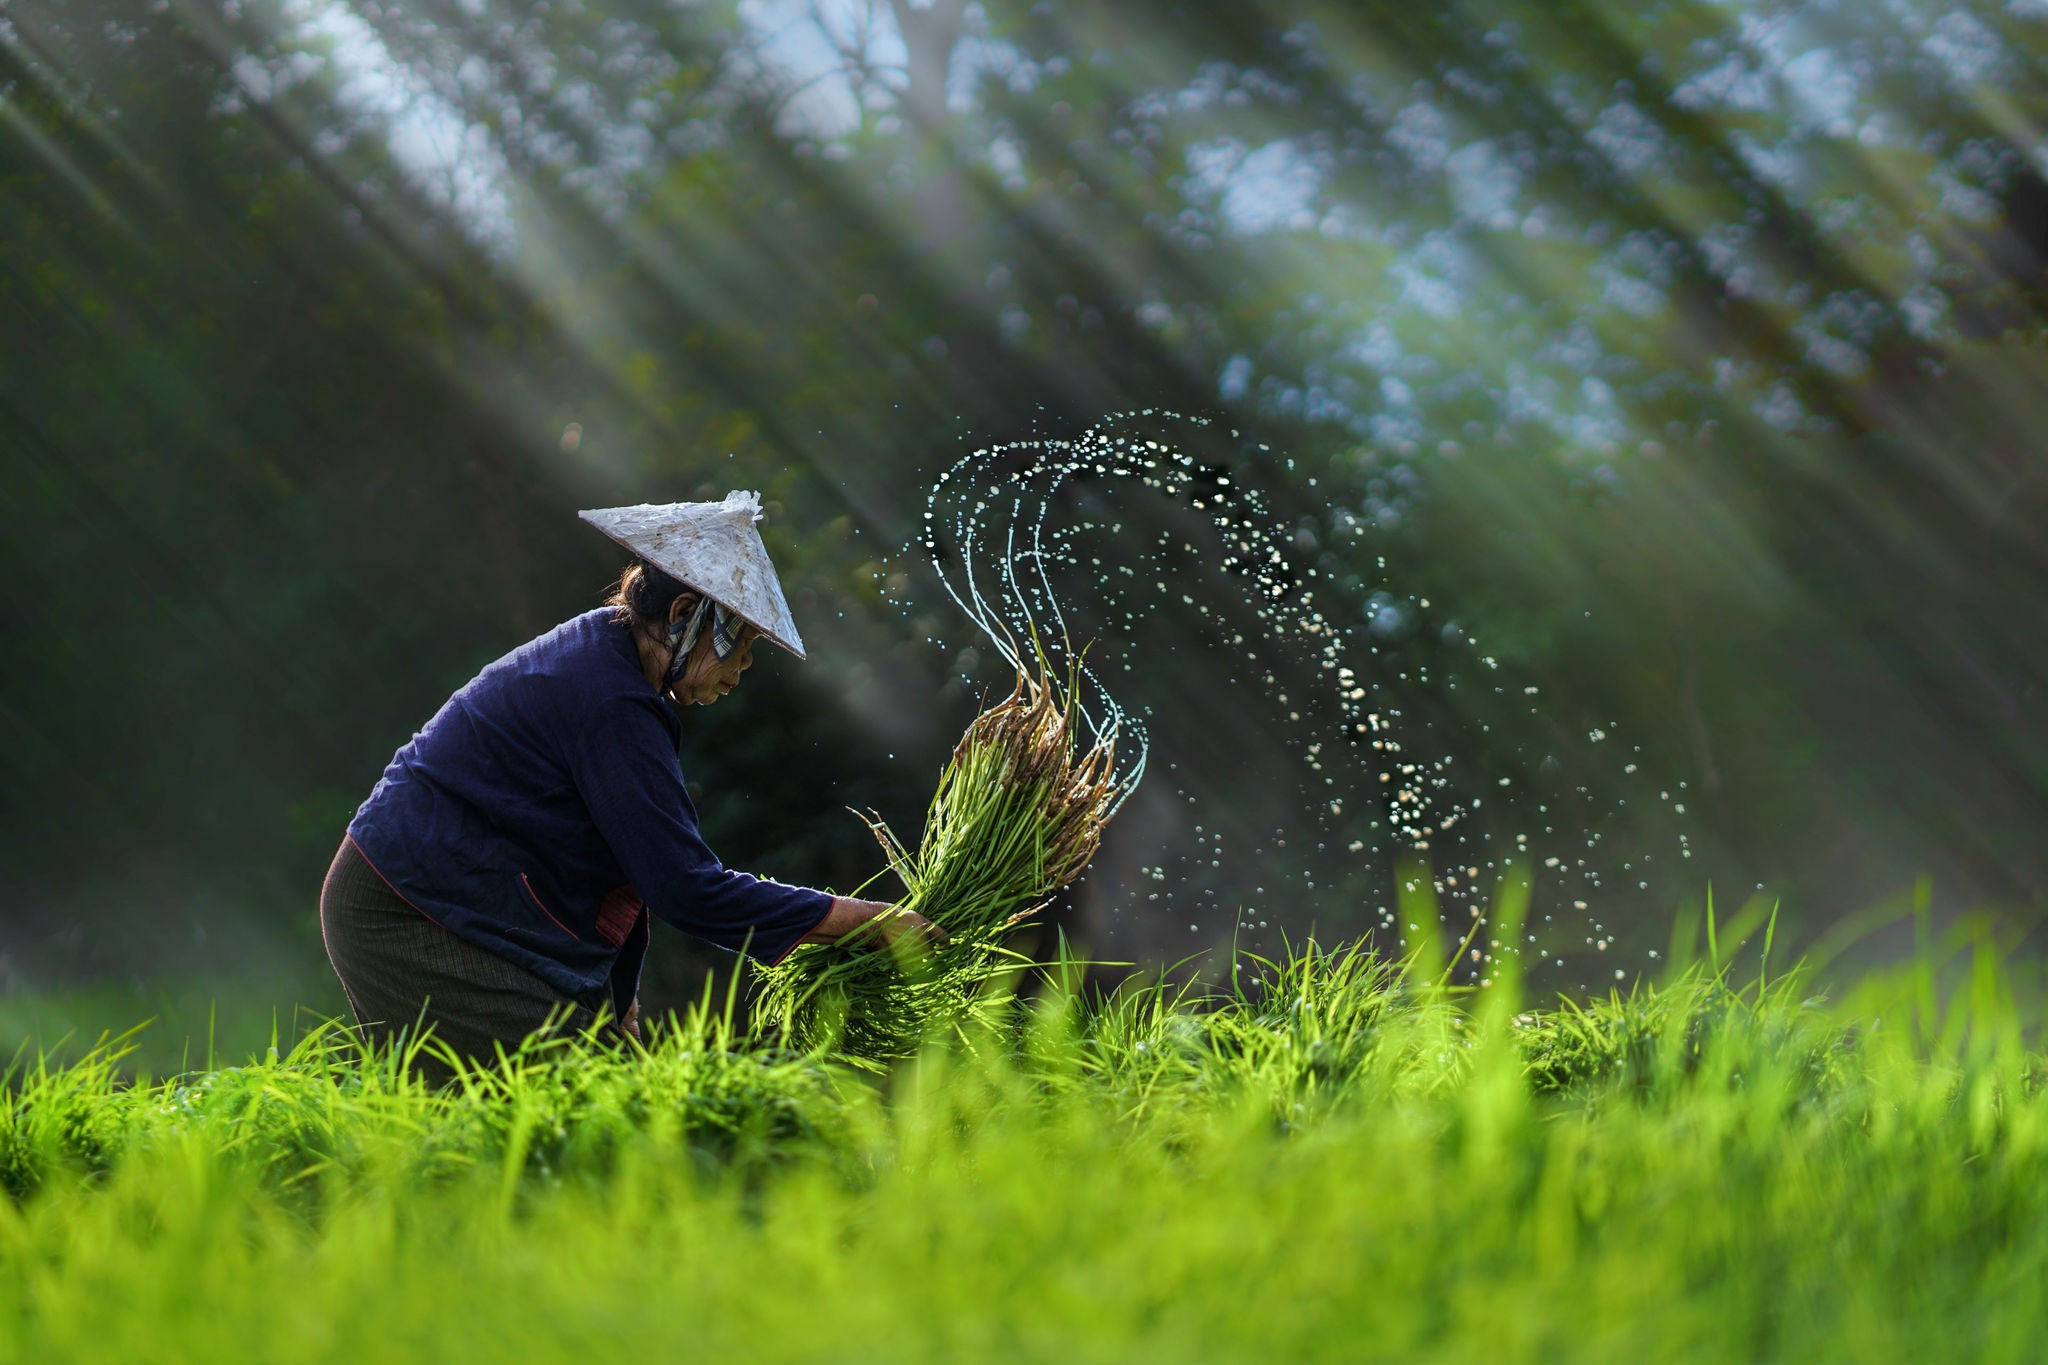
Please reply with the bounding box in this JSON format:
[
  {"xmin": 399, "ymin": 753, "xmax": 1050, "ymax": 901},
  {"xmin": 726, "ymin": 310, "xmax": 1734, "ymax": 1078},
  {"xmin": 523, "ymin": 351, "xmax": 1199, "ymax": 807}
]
[{"xmin": 2, "ymin": 0, "xmax": 2043, "ymax": 1030}]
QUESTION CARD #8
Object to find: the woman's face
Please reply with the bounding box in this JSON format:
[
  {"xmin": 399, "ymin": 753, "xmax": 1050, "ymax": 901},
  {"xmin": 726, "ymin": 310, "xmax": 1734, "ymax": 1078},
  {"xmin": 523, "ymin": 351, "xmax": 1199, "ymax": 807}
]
[{"xmin": 668, "ymin": 612, "xmax": 758, "ymax": 706}]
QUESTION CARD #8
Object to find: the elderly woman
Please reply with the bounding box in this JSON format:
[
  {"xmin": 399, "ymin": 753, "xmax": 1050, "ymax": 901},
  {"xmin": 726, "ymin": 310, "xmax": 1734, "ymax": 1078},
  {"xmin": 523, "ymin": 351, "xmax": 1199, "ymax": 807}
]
[{"xmin": 320, "ymin": 492, "xmax": 937, "ymax": 1070}]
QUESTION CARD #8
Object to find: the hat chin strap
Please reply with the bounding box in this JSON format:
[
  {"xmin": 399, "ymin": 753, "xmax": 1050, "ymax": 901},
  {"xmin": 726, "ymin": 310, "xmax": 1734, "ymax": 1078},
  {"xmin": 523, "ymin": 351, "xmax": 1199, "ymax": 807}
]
[{"xmin": 663, "ymin": 598, "xmax": 742, "ymax": 689}]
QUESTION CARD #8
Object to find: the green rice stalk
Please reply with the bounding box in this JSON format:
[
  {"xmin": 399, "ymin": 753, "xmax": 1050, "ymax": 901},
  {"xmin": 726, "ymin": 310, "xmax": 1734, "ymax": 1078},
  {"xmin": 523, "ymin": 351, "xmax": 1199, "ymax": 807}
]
[{"xmin": 754, "ymin": 664, "xmax": 1122, "ymax": 1063}]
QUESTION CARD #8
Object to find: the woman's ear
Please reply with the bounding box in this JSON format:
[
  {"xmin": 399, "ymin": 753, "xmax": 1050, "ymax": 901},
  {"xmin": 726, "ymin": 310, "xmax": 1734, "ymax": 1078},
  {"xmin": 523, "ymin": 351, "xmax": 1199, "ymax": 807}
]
[{"xmin": 667, "ymin": 591, "xmax": 700, "ymax": 628}]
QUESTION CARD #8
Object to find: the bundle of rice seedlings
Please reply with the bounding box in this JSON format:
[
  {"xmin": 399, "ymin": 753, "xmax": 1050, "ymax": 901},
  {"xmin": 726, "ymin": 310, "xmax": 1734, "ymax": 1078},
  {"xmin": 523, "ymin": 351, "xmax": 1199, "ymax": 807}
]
[{"xmin": 754, "ymin": 665, "xmax": 1124, "ymax": 1064}]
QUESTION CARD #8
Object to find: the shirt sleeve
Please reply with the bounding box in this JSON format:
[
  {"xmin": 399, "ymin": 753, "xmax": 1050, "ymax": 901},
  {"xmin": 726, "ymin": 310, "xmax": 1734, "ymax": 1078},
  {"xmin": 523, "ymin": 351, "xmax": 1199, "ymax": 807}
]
[{"xmin": 567, "ymin": 692, "xmax": 833, "ymax": 964}]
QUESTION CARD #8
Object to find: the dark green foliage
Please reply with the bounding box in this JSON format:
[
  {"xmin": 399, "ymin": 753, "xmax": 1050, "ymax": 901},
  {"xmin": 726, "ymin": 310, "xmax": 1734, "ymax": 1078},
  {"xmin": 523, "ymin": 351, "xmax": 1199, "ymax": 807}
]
[{"xmin": 4, "ymin": 2, "xmax": 2045, "ymax": 998}]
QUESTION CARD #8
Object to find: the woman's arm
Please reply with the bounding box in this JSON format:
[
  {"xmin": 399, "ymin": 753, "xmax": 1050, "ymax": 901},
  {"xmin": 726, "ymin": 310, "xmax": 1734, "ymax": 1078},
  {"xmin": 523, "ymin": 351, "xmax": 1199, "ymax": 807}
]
[
  {"xmin": 572, "ymin": 695, "xmax": 857, "ymax": 963},
  {"xmin": 801, "ymin": 896, "xmax": 948, "ymax": 951},
  {"xmin": 570, "ymin": 693, "xmax": 950, "ymax": 963}
]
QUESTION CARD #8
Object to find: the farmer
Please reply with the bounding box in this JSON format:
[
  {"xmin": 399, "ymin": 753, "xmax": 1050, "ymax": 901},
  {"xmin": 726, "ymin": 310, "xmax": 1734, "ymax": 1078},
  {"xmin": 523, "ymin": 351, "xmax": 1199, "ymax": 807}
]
[{"xmin": 320, "ymin": 491, "xmax": 940, "ymax": 1072}]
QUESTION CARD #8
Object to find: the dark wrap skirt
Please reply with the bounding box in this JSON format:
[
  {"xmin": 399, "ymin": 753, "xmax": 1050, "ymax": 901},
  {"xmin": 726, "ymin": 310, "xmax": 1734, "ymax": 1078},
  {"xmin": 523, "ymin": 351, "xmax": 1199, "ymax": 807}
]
[{"xmin": 319, "ymin": 837, "xmax": 638, "ymax": 1079}]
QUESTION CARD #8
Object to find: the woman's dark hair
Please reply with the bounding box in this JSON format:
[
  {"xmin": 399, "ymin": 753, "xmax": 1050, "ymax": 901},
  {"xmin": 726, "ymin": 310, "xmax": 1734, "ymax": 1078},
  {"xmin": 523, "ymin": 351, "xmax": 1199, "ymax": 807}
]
[{"xmin": 605, "ymin": 561, "xmax": 697, "ymax": 631}]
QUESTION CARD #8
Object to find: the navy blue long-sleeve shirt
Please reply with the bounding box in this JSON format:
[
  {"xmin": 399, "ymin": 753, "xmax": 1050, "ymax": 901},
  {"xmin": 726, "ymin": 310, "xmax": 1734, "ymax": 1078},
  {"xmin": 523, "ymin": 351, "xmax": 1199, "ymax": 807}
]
[{"xmin": 347, "ymin": 609, "xmax": 833, "ymax": 1004}]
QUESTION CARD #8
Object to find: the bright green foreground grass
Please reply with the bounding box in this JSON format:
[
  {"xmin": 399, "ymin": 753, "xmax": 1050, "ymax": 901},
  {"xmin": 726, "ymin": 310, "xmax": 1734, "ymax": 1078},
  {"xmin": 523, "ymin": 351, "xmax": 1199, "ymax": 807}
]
[{"xmin": 4, "ymin": 913, "xmax": 2046, "ymax": 1363}]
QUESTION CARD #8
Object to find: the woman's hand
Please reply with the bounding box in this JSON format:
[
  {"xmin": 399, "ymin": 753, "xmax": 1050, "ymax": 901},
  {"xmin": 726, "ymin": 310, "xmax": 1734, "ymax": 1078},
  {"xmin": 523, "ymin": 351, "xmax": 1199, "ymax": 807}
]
[
  {"xmin": 801, "ymin": 896, "xmax": 949, "ymax": 957},
  {"xmin": 868, "ymin": 904, "xmax": 949, "ymax": 959}
]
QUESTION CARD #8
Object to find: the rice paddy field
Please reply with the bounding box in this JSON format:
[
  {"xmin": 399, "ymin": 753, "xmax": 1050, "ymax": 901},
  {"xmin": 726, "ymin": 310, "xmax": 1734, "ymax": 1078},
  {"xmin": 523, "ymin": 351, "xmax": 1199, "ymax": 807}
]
[{"xmin": 5, "ymin": 899, "xmax": 2047, "ymax": 1365}]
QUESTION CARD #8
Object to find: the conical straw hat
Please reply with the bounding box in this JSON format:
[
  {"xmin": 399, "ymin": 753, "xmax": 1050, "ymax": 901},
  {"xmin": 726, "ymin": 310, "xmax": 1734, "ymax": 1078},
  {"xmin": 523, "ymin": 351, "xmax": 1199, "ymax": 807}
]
[{"xmin": 580, "ymin": 491, "xmax": 807, "ymax": 659}]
